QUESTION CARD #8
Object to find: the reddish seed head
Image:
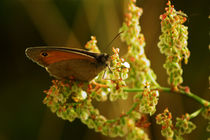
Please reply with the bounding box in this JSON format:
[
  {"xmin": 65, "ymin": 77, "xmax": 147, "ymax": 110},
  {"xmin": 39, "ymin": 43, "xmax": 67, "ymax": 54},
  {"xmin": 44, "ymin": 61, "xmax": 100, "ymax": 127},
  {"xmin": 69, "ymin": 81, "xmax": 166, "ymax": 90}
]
[
  {"xmin": 88, "ymin": 84, "xmax": 92, "ymax": 90},
  {"xmin": 204, "ymin": 102, "xmax": 209, "ymax": 107},
  {"xmin": 128, "ymin": 6, "xmax": 131, "ymax": 11},
  {"xmin": 126, "ymin": 13, "xmax": 132, "ymax": 19},
  {"xmin": 161, "ymin": 14, "xmax": 167, "ymax": 20},
  {"xmin": 91, "ymin": 115, "xmax": 96, "ymax": 119},
  {"xmin": 183, "ymin": 17, "xmax": 187, "ymax": 22},
  {"xmin": 168, "ymin": 113, "xmax": 172, "ymax": 119},
  {"xmin": 97, "ymin": 127, "xmax": 102, "ymax": 131},
  {"xmin": 152, "ymin": 93, "xmax": 157, "ymax": 97},
  {"xmin": 143, "ymin": 123, "xmax": 151, "ymax": 128},
  {"xmin": 166, "ymin": 1, "xmax": 170, "ymax": 6},
  {"xmin": 136, "ymin": 118, "xmax": 151, "ymax": 128},
  {"xmin": 162, "ymin": 125, "xmax": 167, "ymax": 129},
  {"xmin": 139, "ymin": 8, "xmax": 143, "ymax": 14},
  {"xmin": 130, "ymin": 56, "xmax": 136, "ymax": 62},
  {"xmin": 43, "ymin": 90, "xmax": 48, "ymax": 94},
  {"xmin": 78, "ymin": 82, "xmax": 84, "ymax": 87},
  {"xmin": 116, "ymin": 84, "xmax": 120, "ymax": 90},
  {"xmin": 120, "ymin": 113, "xmax": 126, "ymax": 117},
  {"xmin": 69, "ymin": 76, "xmax": 75, "ymax": 80},
  {"xmin": 184, "ymin": 86, "xmax": 190, "ymax": 93},
  {"xmin": 48, "ymin": 89, "xmax": 52, "ymax": 94},
  {"xmin": 49, "ymin": 100, "xmax": 52, "ymax": 105},
  {"xmin": 185, "ymin": 113, "xmax": 190, "ymax": 120}
]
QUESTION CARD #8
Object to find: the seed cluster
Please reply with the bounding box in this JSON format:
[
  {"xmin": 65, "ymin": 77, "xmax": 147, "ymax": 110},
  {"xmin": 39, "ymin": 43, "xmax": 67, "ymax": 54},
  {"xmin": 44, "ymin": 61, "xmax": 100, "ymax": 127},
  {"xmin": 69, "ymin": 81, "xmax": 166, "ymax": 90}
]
[{"xmin": 158, "ymin": 1, "xmax": 190, "ymax": 87}]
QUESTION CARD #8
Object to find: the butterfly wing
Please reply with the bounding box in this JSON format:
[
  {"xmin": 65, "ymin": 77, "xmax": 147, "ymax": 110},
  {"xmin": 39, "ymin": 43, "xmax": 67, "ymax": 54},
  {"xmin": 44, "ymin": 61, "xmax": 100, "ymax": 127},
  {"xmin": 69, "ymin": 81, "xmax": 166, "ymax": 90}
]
[
  {"xmin": 25, "ymin": 47, "xmax": 107, "ymax": 81},
  {"xmin": 25, "ymin": 47, "xmax": 97, "ymax": 67},
  {"xmin": 46, "ymin": 59, "xmax": 104, "ymax": 81}
]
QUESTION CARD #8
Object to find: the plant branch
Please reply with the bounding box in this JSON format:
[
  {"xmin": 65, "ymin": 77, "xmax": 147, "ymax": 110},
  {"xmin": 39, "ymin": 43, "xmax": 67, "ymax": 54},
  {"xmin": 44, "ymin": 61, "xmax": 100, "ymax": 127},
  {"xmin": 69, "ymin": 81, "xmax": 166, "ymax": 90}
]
[
  {"xmin": 106, "ymin": 102, "xmax": 140, "ymax": 124},
  {"xmin": 123, "ymin": 86, "xmax": 210, "ymax": 107},
  {"xmin": 189, "ymin": 107, "xmax": 204, "ymax": 119}
]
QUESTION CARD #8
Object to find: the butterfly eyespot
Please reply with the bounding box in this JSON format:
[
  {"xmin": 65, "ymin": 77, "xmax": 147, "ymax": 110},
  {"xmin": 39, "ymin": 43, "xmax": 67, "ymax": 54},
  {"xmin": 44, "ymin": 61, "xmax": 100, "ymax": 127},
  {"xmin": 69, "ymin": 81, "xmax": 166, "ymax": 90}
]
[{"xmin": 41, "ymin": 52, "xmax": 48, "ymax": 57}]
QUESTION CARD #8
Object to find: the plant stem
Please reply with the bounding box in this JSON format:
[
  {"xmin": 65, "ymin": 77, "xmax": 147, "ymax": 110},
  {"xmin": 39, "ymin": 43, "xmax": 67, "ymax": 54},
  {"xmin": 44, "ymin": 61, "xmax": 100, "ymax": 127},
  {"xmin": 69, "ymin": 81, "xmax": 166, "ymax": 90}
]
[
  {"xmin": 123, "ymin": 86, "xmax": 210, "ymax": 107},
  {"xmin": 189, "ymin": 107, "xmax": 204, "ymax": 119},
  {"xmin": 126, "ymin": 102, "xmax": 139, "ymax": 116},
  {"xmin": 177, "ymin": 88, "xmax": 210, "ymax": 107},
  {"xmin": 106, "ymin": 102, "xmax": 140, "ymax": 123},
  {"xmin": 123, "ymin": 88, "xmax": 145, "ymax": 92}
]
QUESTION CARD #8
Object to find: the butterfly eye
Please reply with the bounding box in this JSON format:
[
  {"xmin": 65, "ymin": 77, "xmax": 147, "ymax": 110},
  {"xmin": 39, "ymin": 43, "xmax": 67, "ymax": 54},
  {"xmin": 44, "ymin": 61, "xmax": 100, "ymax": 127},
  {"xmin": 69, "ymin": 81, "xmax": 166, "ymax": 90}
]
[{"xmin": 41, "ymin": 52, "xmax": 48, "ymax": 57}]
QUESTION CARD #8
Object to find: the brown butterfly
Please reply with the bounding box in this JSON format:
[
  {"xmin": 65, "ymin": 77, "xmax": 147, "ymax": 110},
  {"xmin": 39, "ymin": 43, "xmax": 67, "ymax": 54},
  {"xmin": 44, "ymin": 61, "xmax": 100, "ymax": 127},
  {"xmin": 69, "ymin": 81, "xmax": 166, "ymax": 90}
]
[{"xmin": 25, "ymin": 47, "xmax": 110, "ymax": 81}]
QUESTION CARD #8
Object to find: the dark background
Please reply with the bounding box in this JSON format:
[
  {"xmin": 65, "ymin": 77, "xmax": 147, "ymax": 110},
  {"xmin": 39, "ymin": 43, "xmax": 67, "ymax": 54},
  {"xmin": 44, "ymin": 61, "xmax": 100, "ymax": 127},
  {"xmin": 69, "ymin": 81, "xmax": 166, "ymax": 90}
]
[{"xmin": 0, "ymin": 0, "xmax": 209, "ymax": 139}]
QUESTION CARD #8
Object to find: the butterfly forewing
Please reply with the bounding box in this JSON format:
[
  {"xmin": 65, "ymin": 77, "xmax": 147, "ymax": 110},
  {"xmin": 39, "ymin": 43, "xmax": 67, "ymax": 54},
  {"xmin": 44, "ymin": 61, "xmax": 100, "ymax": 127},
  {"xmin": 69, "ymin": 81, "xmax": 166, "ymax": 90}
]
[{"xmin": 25, "ymin": 47, "xmax": 109, "ymax": 81}]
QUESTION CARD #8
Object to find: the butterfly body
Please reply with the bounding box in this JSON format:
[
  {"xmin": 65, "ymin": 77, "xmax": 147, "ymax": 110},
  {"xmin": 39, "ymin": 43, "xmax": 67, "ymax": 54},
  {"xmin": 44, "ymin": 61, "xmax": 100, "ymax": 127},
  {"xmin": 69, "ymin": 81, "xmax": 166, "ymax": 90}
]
[{"xmin": 25, "ymin": 47, "xmax": 110, "ymax": 81}]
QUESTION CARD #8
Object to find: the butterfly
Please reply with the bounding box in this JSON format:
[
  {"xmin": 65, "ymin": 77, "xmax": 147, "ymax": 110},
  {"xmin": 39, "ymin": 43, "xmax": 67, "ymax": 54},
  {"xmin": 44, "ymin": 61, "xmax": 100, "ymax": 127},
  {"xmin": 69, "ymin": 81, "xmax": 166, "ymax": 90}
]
[{"xmin": 25, "ymin": 47, "xmax": 110, "ymax": 81}]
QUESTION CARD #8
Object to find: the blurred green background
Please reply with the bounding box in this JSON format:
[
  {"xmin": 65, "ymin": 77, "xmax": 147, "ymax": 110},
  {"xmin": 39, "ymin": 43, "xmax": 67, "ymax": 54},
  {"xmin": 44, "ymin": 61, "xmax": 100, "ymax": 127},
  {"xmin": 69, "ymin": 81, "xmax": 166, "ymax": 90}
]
[{"xmin": 0, "ymin": 0, "xmax": 209, "ymax": 140}]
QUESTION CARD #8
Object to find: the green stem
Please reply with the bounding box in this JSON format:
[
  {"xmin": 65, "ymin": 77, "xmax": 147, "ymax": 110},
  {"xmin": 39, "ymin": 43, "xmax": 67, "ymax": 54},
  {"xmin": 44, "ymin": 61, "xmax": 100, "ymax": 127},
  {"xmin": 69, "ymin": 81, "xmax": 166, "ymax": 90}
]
[
  {"xmin": 123, "ymin": 88, "xmax": 145, "ymax": 92},
  {"xmin": 178, "ymin": 88, "xmax": 209, "ymax": 107},
  {"xmin": 189, "ymin": 107, "xmax": 204, "ymax": 119},
  {"xmin": 126, "ymin": 102, "xmax": 139, "ymax": 116},
  {"xmin": 106, "ymin": 102, "xmax": 140, "ymax": 123},
  {"xmin": 123, "ymin": 86, "xmax": 210, "ymax": 107}
]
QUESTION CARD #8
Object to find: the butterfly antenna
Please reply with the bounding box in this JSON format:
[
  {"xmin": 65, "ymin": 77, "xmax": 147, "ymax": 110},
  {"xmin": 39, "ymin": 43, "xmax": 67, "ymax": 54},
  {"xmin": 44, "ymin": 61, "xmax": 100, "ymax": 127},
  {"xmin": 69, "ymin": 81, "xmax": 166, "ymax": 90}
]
[
  {"xmin": 102, "ymin": 31, "xmax": 122, "ymax": 80},
  {"xmin": 106, "ymin": 31, "xmax": 123, "ymax": 49}
]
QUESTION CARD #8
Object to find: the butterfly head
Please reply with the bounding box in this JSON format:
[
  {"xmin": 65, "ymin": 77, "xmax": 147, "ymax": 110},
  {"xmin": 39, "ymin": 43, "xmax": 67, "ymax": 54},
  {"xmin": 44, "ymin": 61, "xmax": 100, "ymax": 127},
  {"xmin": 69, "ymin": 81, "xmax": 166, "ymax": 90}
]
[{"xmin": 96, "ymin": 53, "xmax": 110, "ymax": 66}]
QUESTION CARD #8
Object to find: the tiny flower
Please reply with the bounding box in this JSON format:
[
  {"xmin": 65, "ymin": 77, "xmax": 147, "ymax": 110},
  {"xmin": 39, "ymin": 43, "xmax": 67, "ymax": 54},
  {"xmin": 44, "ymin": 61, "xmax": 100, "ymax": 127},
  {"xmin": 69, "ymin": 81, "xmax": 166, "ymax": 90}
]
[
  {"xmin": 135, "ymin": 85, "xmax": 159, "ymax": 115},
  {"xmin": 202, "ymin": 106, "xmax": 210, "ymax": 120},
  {"xmin": 175, "ymin": 114, "xmax": 196, "ymax": 135},
  {"xmin": 81, "ymin": 91, "xmax": 87, "ymax": 100},
  {"xmin": 119, "ymin": 0, "xmax": 157, "ymax": 89},
  {"xmin": 80, "ymin": 110, "xmax": 89, "ymax": 121},
  {"xmin": 122, "ymin": 62, "xmax": 130, "ymax": 68},
  {"xmin": 127, "ymin": 118, "xmax": 135, "ymax": 128},
  {"xmin": 126, "ymin": 127, "xmax": 149, "ymax": 140},
  {"xmin": 156, "ymin": 108, "xmax": 174, "ymax": 138},
  {"xmin": 85, "ymin": 36, "xmax": 100, "ymax": 53},
  {"xmin": 158, "ymin": 1, "xmax": 189, "ymax": 87}
]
